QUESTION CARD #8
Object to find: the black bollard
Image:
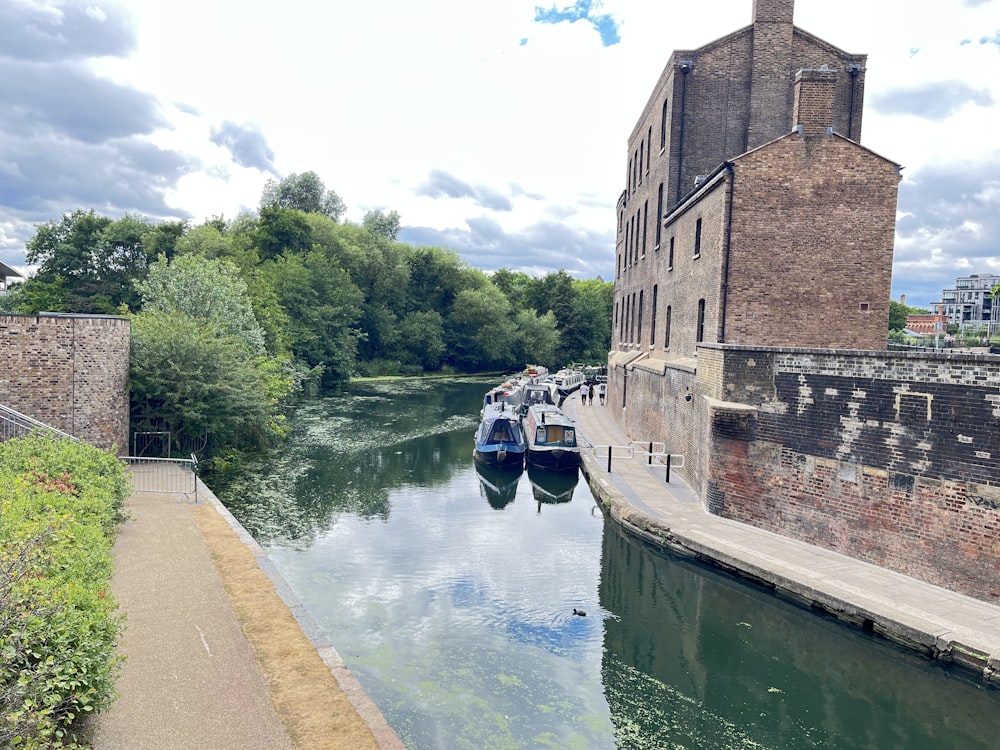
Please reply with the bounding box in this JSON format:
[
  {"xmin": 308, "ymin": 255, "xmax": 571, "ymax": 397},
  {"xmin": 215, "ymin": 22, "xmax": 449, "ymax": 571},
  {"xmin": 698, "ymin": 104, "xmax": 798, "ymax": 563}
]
[
  {"xmin": 607, "ymin": 448, "xmax": 612, "ymax": 473},
  {"xmin": 648, "ymin": 441, "xmax": 653, "ymax": 465},
  {"xmin": 665, "ymin": 453, "xmax": 671, "ymax": 483}
]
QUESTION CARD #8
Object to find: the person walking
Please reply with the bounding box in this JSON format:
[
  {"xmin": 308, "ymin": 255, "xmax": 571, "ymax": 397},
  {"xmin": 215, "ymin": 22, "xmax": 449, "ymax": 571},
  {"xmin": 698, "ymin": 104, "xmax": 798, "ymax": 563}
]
[
  {"xmin": 598, "ymin": 382, "xmax": 606, "ymax": 405},
  {"xmin": 580, "ymin": 382, "xmax": 590, "ymax": 406}
]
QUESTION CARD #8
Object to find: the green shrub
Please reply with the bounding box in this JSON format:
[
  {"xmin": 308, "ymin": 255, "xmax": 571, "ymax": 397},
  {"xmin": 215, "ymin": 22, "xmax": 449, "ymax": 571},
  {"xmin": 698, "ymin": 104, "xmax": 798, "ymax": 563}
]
[{"xmin": 0, "ymin": 437, "xmax": 130, "ymax": 748}]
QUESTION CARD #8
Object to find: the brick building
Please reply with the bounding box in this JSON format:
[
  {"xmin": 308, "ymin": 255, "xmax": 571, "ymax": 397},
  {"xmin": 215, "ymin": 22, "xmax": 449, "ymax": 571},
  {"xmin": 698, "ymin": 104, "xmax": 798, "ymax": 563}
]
[
  {"xmin": 602, "ymin": 2, "xmax": 1000, "ymax": 604},
  {"xmin": 613, "ymin": 0, "xmax": 895, "ymax": 366}
]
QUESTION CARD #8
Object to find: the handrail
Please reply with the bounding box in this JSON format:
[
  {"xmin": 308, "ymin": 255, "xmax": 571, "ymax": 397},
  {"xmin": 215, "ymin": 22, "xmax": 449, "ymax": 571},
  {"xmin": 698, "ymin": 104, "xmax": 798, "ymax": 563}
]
[{"xmin": 0, "ymin": 403, "xmax": 80, "ymax": 443}]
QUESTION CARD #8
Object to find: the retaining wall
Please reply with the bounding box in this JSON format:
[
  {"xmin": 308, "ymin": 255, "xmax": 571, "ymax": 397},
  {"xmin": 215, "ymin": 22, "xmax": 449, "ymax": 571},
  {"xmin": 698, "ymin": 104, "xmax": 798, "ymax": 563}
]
[{"xmin": 0, "ymin": 314, "xmax": 130, "ymax": 451}]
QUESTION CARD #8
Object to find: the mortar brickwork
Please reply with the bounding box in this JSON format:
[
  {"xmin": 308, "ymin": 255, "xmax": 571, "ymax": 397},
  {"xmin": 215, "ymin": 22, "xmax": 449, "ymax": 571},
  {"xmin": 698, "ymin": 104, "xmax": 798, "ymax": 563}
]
[
  {"xmin": 0, "ymin": 314, "xmax": 129, "ymax": 451},
  {"xmin": 630, "ymin": 343, "xmax": 1000, "ymax": 604}
]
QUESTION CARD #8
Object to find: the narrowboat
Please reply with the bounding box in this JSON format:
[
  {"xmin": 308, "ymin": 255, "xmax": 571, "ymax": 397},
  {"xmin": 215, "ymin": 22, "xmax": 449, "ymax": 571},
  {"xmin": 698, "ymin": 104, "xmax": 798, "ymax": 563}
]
[
  {"xmin": 551, "ymin": 369, "xmax": 584, "ymax": 399},
  {"xmin": 521, "ymin": 404, "xmax": 580, "ymax": 472},
  {"xmin": 474, "ymin": 402, "xmax": 527, "ymax": 469}
]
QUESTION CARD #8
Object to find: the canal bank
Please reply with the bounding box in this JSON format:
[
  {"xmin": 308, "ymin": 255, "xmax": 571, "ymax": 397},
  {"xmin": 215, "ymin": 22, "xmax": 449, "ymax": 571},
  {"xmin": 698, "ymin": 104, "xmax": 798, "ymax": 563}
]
[
  {"xmin": 565, "ymin": 392, "xmax": 1000, "ymax": 685},
  {"xmin": 91, "ymin": 469, "xmax": 405, "ymax": 750}
]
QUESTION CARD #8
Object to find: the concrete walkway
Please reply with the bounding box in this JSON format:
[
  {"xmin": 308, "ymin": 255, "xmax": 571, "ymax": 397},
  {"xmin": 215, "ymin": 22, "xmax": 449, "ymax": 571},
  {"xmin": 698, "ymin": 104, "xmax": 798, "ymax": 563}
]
[
  {"xmin": 565, "ymin": 392, "xmax": 1000, "ymax": 684},
  {"xmin": 90, "ymin": 464, "xmax": 402, "ymax": 750}
]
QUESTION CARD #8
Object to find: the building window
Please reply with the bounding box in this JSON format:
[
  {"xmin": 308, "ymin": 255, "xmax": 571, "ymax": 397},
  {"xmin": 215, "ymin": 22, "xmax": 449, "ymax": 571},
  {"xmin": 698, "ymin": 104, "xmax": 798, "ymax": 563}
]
[
  {"xmin": 639, "ymin": 141, "xmax": 644, "ymax": 185},
  {"xmin": 631, "ymin": 292, "xmax": 637, "ymax": 343},
  {"xmin": 655, "ymin": 184, "xmax": 663, "ymax": 248},
  {"xmin": 668, "ymin": 236, "xmax": 674, "ymax": 269},
  {"xmin": 660, "ymin": 99, "xmax": 668, "ymax": 150},
  {"xmin": 860, "ymin": 302, "xmax": 870, "ymax": 312},
  {"xmin": 651, "ymin": 285, "xmax": 658, "ymax": 345},
  {"xmin": 696, "ymin": 299, "xmax": 706, "ymax": 343},
  {"xmin": 664, "ymin": 305, "xmax": 671, "ymax": 348},
  {"xmin": 646, "ymin": 126, "xmax": 652, "ymax": 171},
  {"xmin": 638, "ymin": 290, "xmax": 644, "ymax": 345},
  {"xmin": 694, "ymin": 217, "xmax": 702, "ymax": 258},
  {"xmin": 641, "ymin": 200, "xmax": 648, "ymax": 258},
  {"xmin": 628, "ymin": 158, "xmax": 632, "ymax": 193},
  {"xmin": 624, "ymin": 223, "xmax": 630, "ymax": 265}
]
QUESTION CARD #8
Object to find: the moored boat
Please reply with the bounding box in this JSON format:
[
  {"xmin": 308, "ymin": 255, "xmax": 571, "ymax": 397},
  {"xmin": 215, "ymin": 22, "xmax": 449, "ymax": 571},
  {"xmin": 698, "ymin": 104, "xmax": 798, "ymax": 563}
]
[
  {"xmin": 520, "ymin": 381, "xmax": 559, "ymax": 413},
  {"xmin": 521, "ymin": 404, "xmax": 580, "ymax": 472},
  {"xmin": 474, "ymin": 402, "xmax": 527, "ymax": 469},
  {"xmin": 552, "ymin": 369, "xmax": 584, "ymax": 398}
]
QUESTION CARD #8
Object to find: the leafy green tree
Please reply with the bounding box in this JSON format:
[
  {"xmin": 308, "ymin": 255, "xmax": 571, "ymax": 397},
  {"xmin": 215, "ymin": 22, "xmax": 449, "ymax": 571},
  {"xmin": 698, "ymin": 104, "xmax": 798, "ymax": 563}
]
[
  {"xmin": 396, "ymin": 311, "xmax": 447, "ymax": 370},
  {"xmin": 513, "ymin": 309, "xmax": 560, "ymax": 367},
  {"xmin": 260, "ymin": 171, "xmax": 345, "ymax": 221},
  {"xmin": 262, "ymin": 248, "xmax": 364, "ymax": 383},
  {"xmin": 130, "ymin": 311, "xmax": 292, "ymax": 453},
  {"xmin": 362, "ymin": 209, "xmax": 401, "ymax": 240},
  {"xmin": 174, "ymin": 223, "xmax": 232, "ymax": 259},
  {"xmin": 446, "ymin": 285, "xmax": 519, "ymax": 370},
  {"xmin": 254, "ymin": 205, "xmax": 312, "ymax": 260},
  {"xmin": 490, "ymin": 268, "xmax": 533, "ymax": 310},
  {"xmin": 888, "ymin": 300, "xmax": 908, "ymax": 331},
  {"xmin": 137, "ymin": 254, "xmax": 267, "ymax": 355}
]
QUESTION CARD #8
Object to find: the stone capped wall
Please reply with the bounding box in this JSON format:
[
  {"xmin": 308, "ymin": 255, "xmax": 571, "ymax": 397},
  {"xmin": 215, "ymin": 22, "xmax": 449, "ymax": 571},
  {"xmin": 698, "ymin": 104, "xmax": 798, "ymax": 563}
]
[
  {"xmin": 701, "ymin": 344, "xmax": 1000, "ymax": 603},
  {"xmin": 0, "ymin": 314, "xmax": 130, "ymax": 452}
]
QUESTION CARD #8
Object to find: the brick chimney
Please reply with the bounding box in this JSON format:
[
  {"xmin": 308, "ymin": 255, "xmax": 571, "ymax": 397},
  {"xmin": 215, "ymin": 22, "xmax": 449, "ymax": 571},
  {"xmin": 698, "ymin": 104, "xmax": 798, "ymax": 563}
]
[
  {"xmin": 793, "ymin": 68, "xmax": 839, "ymax": 135},
  {"xmin": 753, "ymin": 0, "xmax": 794, "ymax": 25},
  {"xmin": 748, "ymin": 0, "xmax": 795, "ymax": 148}
]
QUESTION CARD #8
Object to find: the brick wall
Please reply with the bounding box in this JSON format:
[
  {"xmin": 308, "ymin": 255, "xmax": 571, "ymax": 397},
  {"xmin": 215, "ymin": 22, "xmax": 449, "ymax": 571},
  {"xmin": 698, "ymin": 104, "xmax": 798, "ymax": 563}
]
[
  {"xmin": 723, "ymin": 132, "xmax": 899, "ymax": 351},
  {"xmin": 696, "ymin": 344, "xmax": 1000, "ymax": 603},
  {"xmin": 0, "ymin": 314, "xmax": 130, "ymax": 452}
]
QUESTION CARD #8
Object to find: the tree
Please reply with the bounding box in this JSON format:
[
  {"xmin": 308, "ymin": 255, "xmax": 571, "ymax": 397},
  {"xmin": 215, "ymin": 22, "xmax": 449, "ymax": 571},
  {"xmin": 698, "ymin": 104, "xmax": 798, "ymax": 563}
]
[
  {"xmin": 446, "ymin": 285, "xmax": 519, "ymax": 370},
  {"xmin": 262, "ymin": 248, "xmax": 364, "ymax": 383},
  {"xmin": 259, "ymin": 171, "xmax": 346, "ymax": 221},
  {"xmin": 362, "ymin": 209, "xmax": 401, "ymax": 241},
  {"xmin": 137, "ymin": 253, "xmax": 267, "ymax": 355},
  {"xmin": 130, "ymin": 311, "xmax": 292, "ymax": 454},
  {"xmin": 23, "ymin": 211, "xmax": 161, "ymax": 313},
  {"xmin": 253, "ymin": 206, "xmax": 312, "ymax": 260}
]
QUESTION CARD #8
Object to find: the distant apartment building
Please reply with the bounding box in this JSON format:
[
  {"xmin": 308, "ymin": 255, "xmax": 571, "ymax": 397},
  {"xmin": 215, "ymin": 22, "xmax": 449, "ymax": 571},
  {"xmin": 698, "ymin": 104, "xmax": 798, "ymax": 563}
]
[{"xmin": 930, "ymin": 273, "xmax": 1000, "ymax": 331}]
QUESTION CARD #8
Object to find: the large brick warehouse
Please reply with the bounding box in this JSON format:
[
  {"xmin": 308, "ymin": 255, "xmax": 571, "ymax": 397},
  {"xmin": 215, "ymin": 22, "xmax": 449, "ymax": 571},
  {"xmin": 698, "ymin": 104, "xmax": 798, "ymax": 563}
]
[{"xmin": 606, "ymin": 0, "xmax": 1000, "ymax": 603}]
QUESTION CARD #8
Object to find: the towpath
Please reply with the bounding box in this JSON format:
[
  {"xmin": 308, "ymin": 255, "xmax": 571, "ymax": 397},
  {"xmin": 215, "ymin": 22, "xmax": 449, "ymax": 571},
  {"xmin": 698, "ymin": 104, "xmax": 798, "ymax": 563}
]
[{"xmin": 565, "ymin": 390, "xmax": 1000, "ymax": 683}]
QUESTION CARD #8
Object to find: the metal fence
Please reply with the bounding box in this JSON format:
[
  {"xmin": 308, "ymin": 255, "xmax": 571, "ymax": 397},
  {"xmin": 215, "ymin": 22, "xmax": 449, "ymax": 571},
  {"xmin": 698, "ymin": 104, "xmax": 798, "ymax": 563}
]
[
  {"xmin": 121, "ymin": 455, "xmax": 199, "ymax": 503},
  {"xmin": 590, "ymin": 441, "xmax": 685, "ymax": 482},
  {"xmin": 0, "ymin": 403, "xmax": 80, "ymax": 444}
]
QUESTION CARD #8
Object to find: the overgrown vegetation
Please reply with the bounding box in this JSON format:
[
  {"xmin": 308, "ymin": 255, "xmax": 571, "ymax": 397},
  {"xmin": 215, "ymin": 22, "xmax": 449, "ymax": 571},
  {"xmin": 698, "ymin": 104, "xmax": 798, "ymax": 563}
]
[
  {"xmin": 0, "ymin": 172, "xmax": 614, "ymax": 461},
  {"xmin": 0, "ymin": 437, "xmax": 130, "ymax": 749}
]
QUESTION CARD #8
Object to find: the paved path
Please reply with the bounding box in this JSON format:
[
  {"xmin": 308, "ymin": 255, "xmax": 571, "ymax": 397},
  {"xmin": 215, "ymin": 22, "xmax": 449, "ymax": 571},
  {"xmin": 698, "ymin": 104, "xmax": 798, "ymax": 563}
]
[
  {"xmin": 91, "ymin": 480, "xmax": 294, "ymax": 750},
  {"xmin": 91, "ymin": 464, "xmax": 401, "ymax": 750},
  {"xmin": 565, "ymin": 392, "xmax": 1000, "ymax": 683}
]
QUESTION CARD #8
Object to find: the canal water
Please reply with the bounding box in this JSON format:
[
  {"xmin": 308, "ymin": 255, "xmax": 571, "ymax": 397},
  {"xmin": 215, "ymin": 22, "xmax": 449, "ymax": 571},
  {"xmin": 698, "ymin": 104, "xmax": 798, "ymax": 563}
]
[{"xmin": 216, "ymin": 378, "xmax": 1000, "ymax": 749}]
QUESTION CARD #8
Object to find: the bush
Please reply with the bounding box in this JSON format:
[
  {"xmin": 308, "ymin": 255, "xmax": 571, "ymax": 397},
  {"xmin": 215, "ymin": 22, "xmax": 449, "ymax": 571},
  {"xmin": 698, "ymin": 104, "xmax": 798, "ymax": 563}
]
[{"xmin": 0, "ymin": 437, "xmax": 130, "ymax": 748}]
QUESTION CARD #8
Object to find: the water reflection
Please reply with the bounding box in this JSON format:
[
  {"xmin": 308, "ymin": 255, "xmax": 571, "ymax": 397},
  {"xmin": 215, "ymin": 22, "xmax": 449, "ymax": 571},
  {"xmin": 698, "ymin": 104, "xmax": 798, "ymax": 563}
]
[
  {"xmin": 599, "ymin": 523, "xmax": 1000, "ymax": 750},
  {"xmin": 526, "ymin": 465, "xmax": 579, "ymax": 509},
  {"xmin": 216, "ymin": 379, "xmax": 1000, "ymax": 750},
  {"xmin": 474, "ymin": 461, "xmax": 522, "ymax": 509}
]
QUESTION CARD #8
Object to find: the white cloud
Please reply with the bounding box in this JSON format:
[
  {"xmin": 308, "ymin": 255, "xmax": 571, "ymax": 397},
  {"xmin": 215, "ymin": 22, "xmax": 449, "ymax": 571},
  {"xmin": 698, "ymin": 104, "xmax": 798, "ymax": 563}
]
[{"xmin": 1, "ymin": 0, "xmax": 998, "ymax": 301}]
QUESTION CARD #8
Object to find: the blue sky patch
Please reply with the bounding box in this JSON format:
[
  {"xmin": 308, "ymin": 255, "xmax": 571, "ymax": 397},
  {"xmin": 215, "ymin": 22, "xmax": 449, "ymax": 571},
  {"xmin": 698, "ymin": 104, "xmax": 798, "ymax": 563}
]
[{"xmin": 534, "ymin": 0, "xmax": 621, "ymax": 47}]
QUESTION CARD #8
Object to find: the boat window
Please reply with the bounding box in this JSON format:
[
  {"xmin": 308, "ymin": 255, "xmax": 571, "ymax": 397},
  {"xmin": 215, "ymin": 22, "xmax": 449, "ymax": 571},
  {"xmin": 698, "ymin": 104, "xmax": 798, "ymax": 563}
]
[
  {"xmin": 535, "ymin": 427, "xmax": 547, "ymax": 444},
  {"xmin": 490, "ymin": 422, "xmax": 514, "ymax": 442}
]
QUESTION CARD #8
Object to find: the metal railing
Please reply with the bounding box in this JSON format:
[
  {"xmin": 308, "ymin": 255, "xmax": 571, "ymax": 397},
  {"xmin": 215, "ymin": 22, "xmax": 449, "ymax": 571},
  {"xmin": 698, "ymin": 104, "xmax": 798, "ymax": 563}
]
[
  {"xmin": 590, "ymin": 441, "xmax": 685, "ymax": 482},
  {"xmin": 122, "ymin": 454, "xmax": 199, "ymax": 503},
  {"xmin": 0, "ymin": 403, "xmax": 80, "ymax": 443}
]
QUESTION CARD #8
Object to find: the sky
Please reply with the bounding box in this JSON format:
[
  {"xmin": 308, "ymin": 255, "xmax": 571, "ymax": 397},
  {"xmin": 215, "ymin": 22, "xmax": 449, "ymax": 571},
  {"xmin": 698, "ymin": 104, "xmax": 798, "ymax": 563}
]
[{"xmin": 0, "ymin": 0, "xmax": 997, "ymax": 307}]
